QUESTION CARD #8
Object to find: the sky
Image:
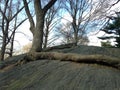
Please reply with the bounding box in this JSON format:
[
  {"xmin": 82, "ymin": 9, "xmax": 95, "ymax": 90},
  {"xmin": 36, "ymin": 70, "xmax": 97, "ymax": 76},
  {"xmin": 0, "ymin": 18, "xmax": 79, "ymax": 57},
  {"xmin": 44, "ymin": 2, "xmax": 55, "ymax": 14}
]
[
  {"xmin": 14, "ymin": 20, "xmax": 32, "ymax": 50},
  {"xmin": 14, "ymin": 0, "xmax": 120, "ymax": 50}
]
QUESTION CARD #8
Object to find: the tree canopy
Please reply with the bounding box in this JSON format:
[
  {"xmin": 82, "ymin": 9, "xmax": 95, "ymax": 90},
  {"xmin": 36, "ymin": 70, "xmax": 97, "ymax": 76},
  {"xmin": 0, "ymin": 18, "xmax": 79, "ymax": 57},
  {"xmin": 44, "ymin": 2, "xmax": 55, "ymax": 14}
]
[{"xmin": 99, "ymin": 12, "xmax": 120, "ymax": 48}]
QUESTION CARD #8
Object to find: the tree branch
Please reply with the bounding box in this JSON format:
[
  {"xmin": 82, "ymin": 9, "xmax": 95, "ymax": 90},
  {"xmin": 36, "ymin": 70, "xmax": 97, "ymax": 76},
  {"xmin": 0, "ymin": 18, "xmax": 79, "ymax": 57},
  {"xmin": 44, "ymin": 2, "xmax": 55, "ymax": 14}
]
[
  {"xmin": 23, "ymin": 0, "xmax": 35, "ymax": 34},
  {"xmin": 112, "ymin": 0, "xmax": 120, "ymax": 6},
  {"xmin": 8, "ymin": 18, "xmax": 28, "ymax": 43},
  {"xmin": 0, "ymin": 9, "xmax": 8, "ymax": 21},
  {"xmin": 10, "ymin": 7, "xmax": 24, "ymax": 21},
  {"xmin": 43, "ymin": 0, "xmax": 57, "ymax": 13}
]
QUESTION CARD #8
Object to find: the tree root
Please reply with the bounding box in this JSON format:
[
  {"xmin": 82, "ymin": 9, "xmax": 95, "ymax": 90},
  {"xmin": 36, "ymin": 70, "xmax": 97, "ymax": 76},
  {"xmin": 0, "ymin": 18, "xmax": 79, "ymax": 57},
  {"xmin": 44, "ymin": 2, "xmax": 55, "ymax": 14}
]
[
  {"xmin": 26, "ymin": 52, "xmax": 120, "ymax": 70},
  {"xmin": 1, "ymin": 52, "xmax": 120, "ymax": 72}
]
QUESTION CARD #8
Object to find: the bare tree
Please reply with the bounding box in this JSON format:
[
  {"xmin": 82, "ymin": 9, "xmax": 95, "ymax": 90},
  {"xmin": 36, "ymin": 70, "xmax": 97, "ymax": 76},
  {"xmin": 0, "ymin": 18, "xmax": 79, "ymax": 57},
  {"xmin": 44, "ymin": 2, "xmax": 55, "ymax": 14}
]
[
  {"xmin": 43, "ymin": 1, "xmax": 61, "ymax": 49},
  {"xmin": 23, "ymin": 0, "xmax": 57, "ymax": 52},
  {"xmin": 62, "ymin": 0, "xmax": 120, "ymax": 45},
  {"xmin": 58, "ymin": 22, "xmax": 89, "ymax": 45},
  {"xmin": 0, "ymin": 0, "xmax": 27, "ymax": 60},
  {"xmin": 62, "ymin": 0, "xmax": 91, "ymax": 45},
  {"xmin": 57, "ymin": 22, "xmax": 74, "ymax": 44}
]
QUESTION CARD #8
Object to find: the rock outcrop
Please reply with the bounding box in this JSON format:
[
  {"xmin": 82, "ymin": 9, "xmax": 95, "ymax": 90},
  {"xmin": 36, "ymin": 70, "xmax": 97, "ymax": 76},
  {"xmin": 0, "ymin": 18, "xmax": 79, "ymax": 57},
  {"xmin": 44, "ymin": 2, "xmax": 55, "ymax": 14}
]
[
  {"xmin": 0, "ymin": 60, "xmax": 120, "ymax": 90},
  {"xmin": 0, "ymin": 45, "xmax": 120, "ymax": 90}
]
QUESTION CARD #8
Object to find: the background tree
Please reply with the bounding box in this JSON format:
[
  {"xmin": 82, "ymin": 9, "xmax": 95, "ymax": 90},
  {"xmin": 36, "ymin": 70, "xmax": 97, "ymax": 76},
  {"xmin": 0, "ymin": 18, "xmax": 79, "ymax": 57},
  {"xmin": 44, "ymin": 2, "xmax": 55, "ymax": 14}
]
[
  {"xmin": 101, "ymin": 40, "xmax": 113, "ymax": 47},
  {"xmin": 57, "ymin": 22, "xmax": 89, "ymax": 45},
  {"xmin": 57, "ymin": 22, "xmax": 73, "ymax": 44},
  {"xmin": 0, "ymin": 0, "xmax": 27, "ymax": 60},
  {"xmin": 62, "ymin": 0, "xmax": 90, "ymax": 45},
  {"xmin": 60, "ymin": 0, "xmax": 117, "ymax": 46},
  {"xmin": 99, "ymin": 12, "xmax": 120, "ymax": 48},
  {"xmin": 43, "ymin": 1, "xmax": 61, "ymax": 48},
  {"xmin": 23, "ymin": 0, "xmax": 57, "ymax": 52}
]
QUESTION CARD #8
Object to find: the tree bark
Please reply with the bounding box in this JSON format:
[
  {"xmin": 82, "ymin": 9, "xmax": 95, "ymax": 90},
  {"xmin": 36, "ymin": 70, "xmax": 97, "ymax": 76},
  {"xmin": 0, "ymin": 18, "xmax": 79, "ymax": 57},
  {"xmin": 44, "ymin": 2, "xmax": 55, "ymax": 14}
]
[
  {"xmin": 43, "ymin": 28, "xmax": 49, "ymax": 49},
  {"xmin": 74, "ymin": 31, "xmax": 78, "ymax": 46},
  {"xmin": 31, "ymin": 11, "xmax": 45, "ymax": 52},
  {"xmin": 0, "ymin": 20, "xmax": 9, "ymax": 60},
  {"xmin": 23, "ymin": 0, "xmax": 57, "ymax": 52},
  {"xmin": 9, "ymin": 32, "xmax": 15, "ymax": 57},
  {"xmin": 72, "ymin": 20, "xmax": 78, "ymax": 46},
  {"xmin": 0, "ymin": 36, "xmax": 6, "ymax": 61}
]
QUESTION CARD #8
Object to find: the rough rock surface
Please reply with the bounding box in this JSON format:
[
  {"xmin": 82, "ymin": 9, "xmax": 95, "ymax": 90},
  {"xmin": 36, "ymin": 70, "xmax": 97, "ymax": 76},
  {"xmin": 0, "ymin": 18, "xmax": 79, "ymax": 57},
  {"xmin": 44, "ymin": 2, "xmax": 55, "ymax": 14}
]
[
  {"xmin": 0, "ymin": 45, "xmax": 120, "ymax": 90},
  {"xmin": 51, "ymin": 45, "xmax": 120, "ymax": 58},
  {"xmin": 0, "ymin": 60, "xmax": 120, "ymax": 90}
]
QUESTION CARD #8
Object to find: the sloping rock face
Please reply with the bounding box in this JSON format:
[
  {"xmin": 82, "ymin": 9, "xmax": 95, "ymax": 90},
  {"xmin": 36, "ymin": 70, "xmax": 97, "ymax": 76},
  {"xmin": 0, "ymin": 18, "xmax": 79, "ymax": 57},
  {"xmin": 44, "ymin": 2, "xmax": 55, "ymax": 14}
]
[
  {"xmin": 0, "ymin": 45, "xmax": 120, "ymax": 90},
  {"xmin": 50, "ymin": 45, "xmax": 120, "ymax": 58},
  {"xmin": 0, "ymin": 60, "xmax": 120, "ymax": 90}
]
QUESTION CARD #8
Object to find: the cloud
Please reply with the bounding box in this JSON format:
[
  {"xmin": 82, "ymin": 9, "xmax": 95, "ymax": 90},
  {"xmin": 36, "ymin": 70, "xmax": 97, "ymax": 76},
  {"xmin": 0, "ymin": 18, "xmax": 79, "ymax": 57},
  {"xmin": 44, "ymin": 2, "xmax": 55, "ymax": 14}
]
[{"xmin": 87, "ymin": 31, "xmax": 105, "ymax": 46}]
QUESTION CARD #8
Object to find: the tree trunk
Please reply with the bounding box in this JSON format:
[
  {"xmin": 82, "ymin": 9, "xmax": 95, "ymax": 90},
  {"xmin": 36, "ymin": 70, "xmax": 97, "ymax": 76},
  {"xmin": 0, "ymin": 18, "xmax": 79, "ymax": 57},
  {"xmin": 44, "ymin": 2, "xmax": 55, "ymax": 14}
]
[
  {"xmin": 72, "ymin": 18, "xmax": 78, "ymax": 46},
  {"xmin": 43, "ymin": 28, "xmax": 49, "ymax": 49},
  {"xmin": 31, "ymin": 12, "xmax": 45, "ymax": 52},
  {"xmin": 74, "ymin": 31, "xmax": 78, "ymax": 46},
  {"xmin": 0, "ymin": 21, "xmax": 9, "ymax": 61},
  {"xmin": 43, "ymin": 36, "xmax": 48, "ymax": 49},
  {"xmin": 9, "ymin": 33, "xmax": 15, "ymax": 57},
  {"xmin": 0, "ymin": 36, "xmax": 6, "ymax": 61}
]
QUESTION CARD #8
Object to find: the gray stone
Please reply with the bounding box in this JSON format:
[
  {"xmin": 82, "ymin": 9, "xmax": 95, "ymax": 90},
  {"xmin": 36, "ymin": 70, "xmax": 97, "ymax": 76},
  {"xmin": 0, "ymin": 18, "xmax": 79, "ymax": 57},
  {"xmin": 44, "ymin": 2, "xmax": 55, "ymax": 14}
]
[
  {"xmin": 0, "ymin": 60, "xmax": 120, "ymax": 90},
  {"xmin": 0, "ymin": 45, "xmax": 120, "ymax": 90}
]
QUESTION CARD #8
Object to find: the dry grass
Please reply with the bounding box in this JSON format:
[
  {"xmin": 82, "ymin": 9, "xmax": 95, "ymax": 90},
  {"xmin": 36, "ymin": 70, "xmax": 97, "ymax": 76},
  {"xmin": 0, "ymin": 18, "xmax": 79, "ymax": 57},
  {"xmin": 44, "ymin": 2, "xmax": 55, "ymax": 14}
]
[{"xmin": 27, "ymin": 52, "xmax": 120, "ymax": 69}]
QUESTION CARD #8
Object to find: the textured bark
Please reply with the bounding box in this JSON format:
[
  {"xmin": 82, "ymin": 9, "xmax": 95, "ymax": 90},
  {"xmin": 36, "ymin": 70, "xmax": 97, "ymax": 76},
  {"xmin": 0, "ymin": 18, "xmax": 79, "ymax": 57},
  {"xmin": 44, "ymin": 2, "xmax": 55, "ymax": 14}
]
[{"xmin": 31, "ymin": 11, "xmax": 44, "ymax": 52}]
